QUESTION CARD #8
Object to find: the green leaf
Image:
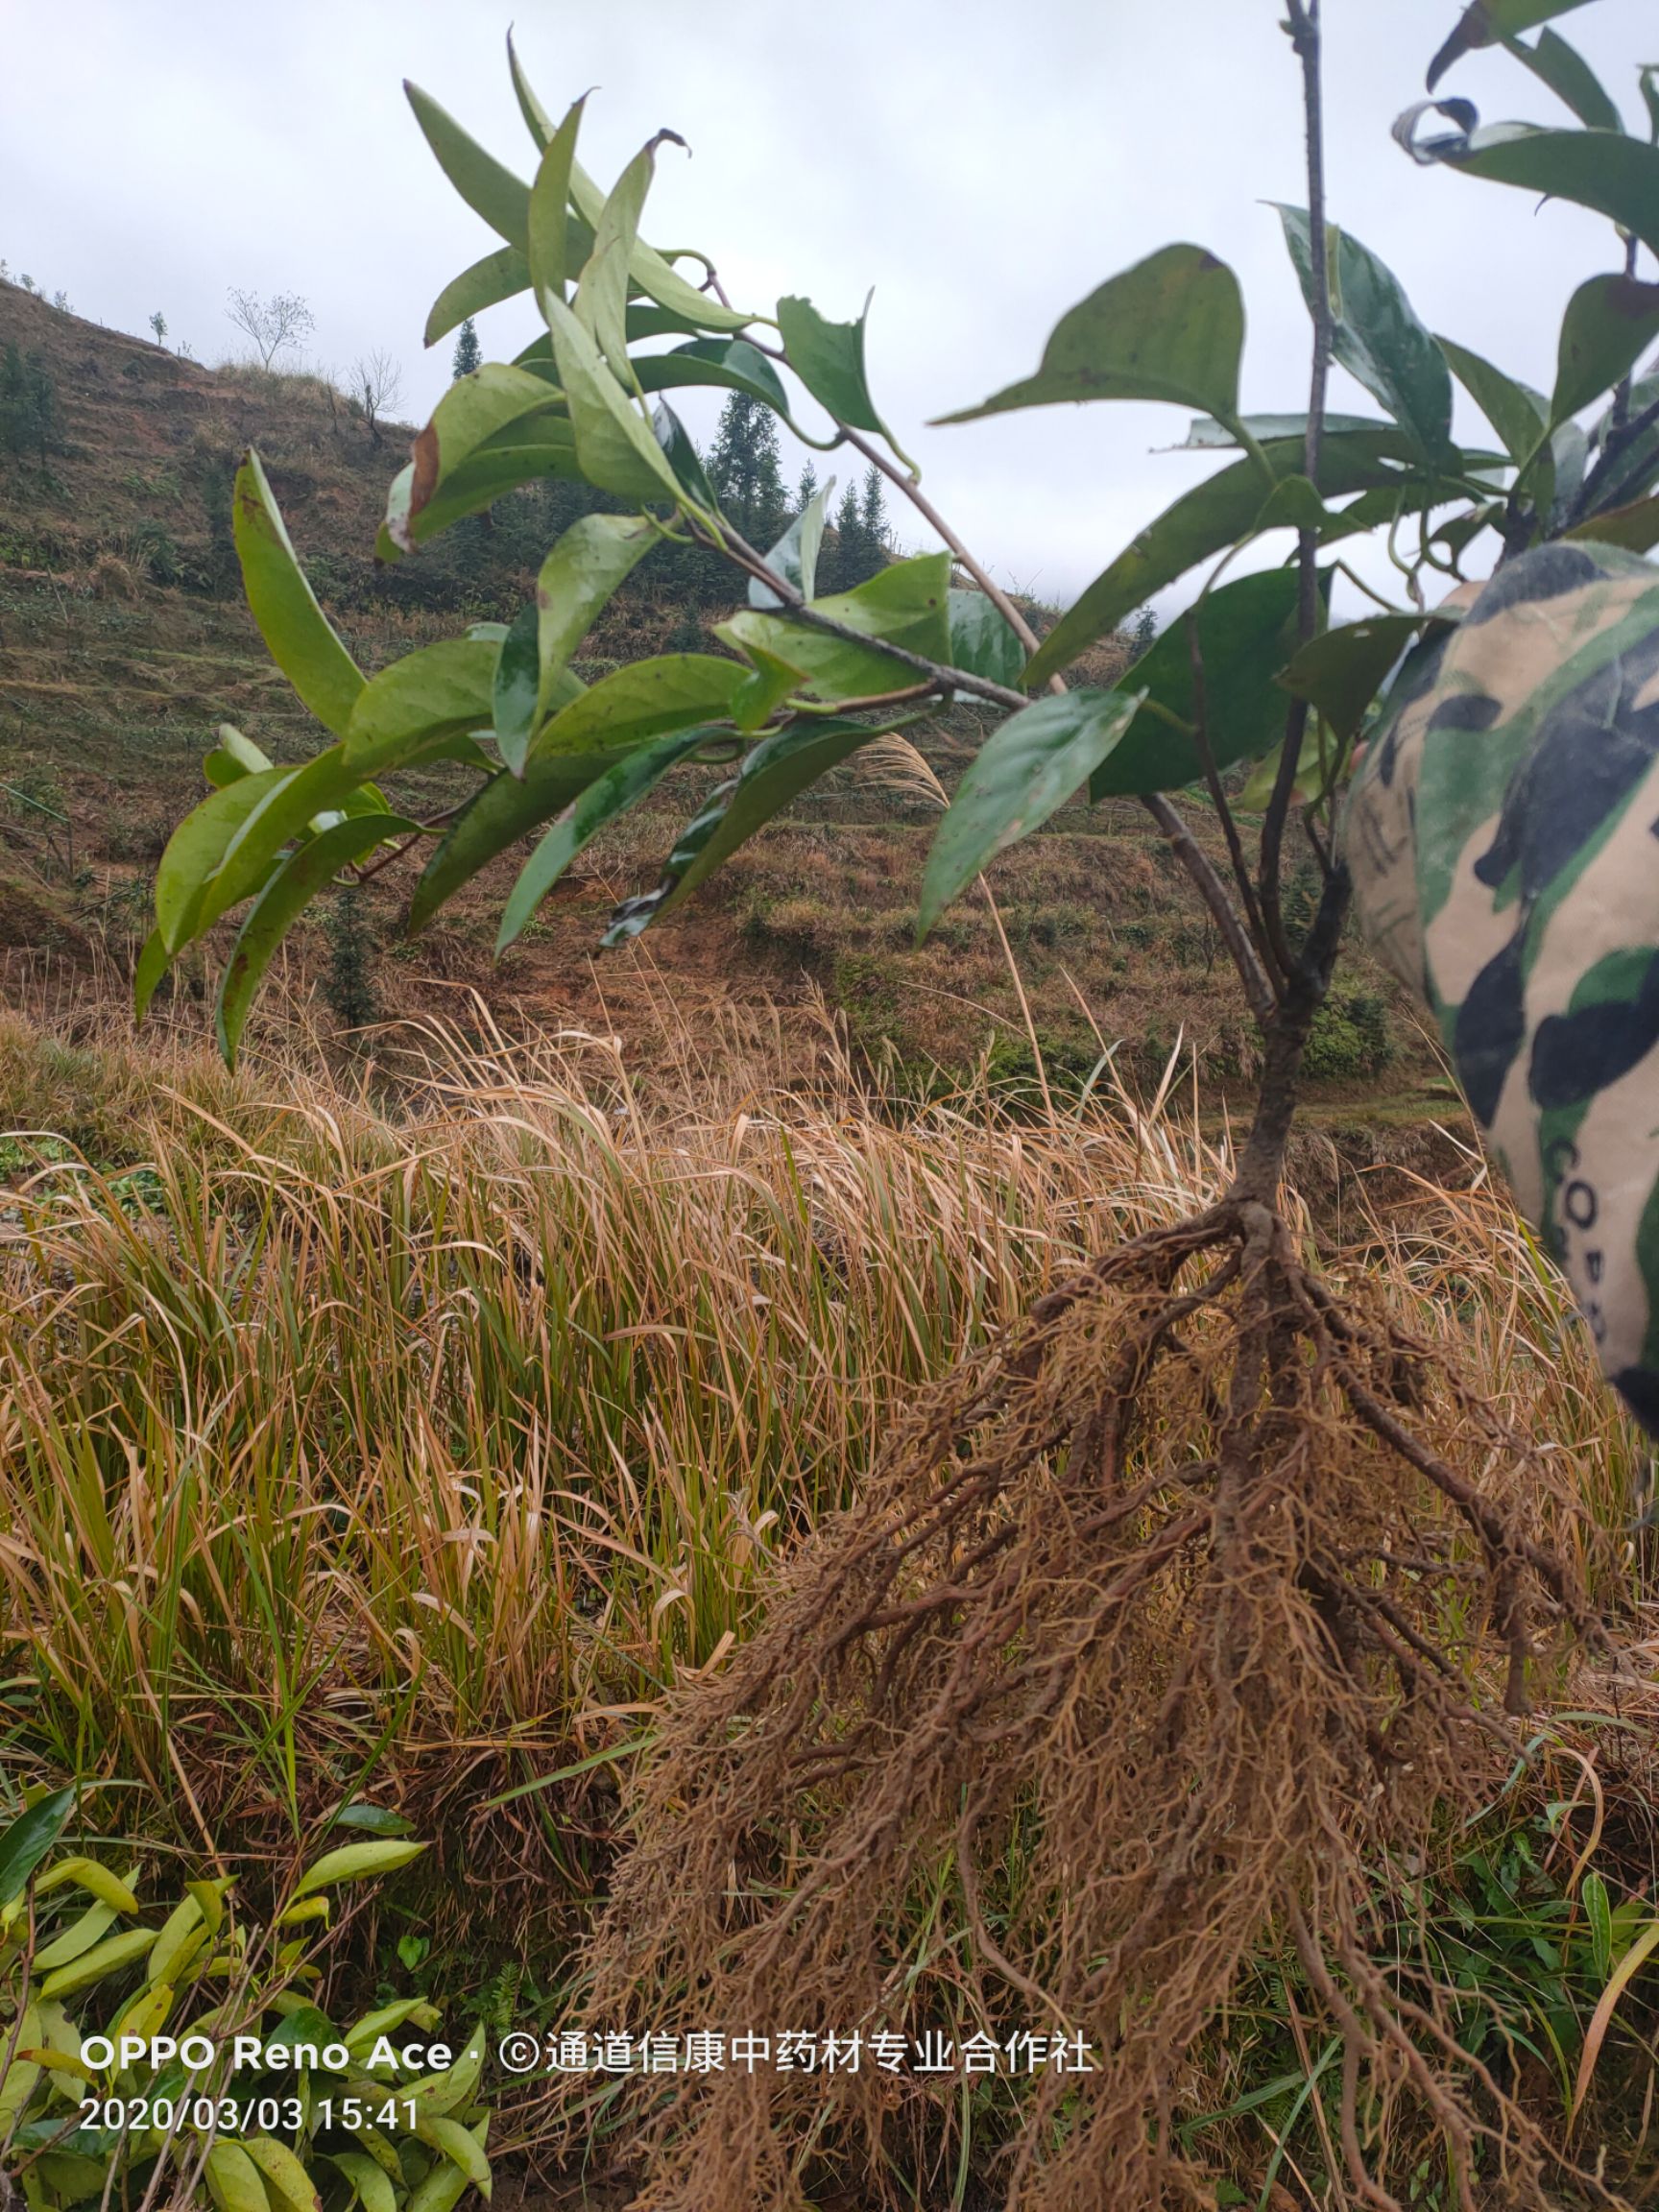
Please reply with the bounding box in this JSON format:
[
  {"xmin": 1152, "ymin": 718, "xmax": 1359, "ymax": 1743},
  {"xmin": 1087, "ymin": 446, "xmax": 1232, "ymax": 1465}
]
[
  {"xmin": 948, "ymin": 590, "xmax": 1025, "ymax": 690},
  {"xmin": 1582, "ymin": 1870, "xmax": 1614, "ymax": 1983},
  {"xmin": 634, "ymin": 339, "xmax": 791, "ymax": 420},
  {"xmin": 1252, "ymin": 473, "xmax": 1331, "ymax": 532},
  {"xmin": 562, "ymin": 153, "xmax": 754, "ymax": 335},
  {"xmin": 1503, "ymin": 29, "xmax": 1624, "ymax": 133},
  {"xmin": 1397, "ymin": 112, "xmax": 1659, "ymax": 261},
  {"xmin": 34, "ymin": 1899, "xmax": 120, "ymax": 1973},
  {"xmin": 405, "ymin": 2124, "xmax": 487, "ymax": 2212},
  {"xmin": 730, "ymin": 641, "xmax": 805, "ymax": 733},
  {"xmin": 333, "ymin": 1804, "xmax": 416, "ymax": 1838},
  {"xmin": 1179, "ymin": 411, "xmax": 1406, "ymax": 451},
  {"xmin": 204, "ymin": 2142, "xmax": 272, "ymax": 2212},
  {"xmin": 345, "ymin": 639, "xmax": 499, "ymax": 773},
  {"xmin": 407, "ymin": 755, "xmax": 617, "ymax": 933},
  {"xmin": 1277, "ymin": 611, "xmax": 1456, "ymax": 742},
  {"xmin": 723, "ymin": 553, "xmax": 951, "ymax": 703},
  {"xmin": 423, "ymin": 247, "xmax": 531, "ymax": 349},
  {"xmin": 0, "ymin": 1788, "xmax": 73, "ymax": 1909},
  {"xmin": 379, "ymin": 428, "xmax": 584, "ymax": 560},
  {"xmin": 777, "ymin": 293, "xmax": 912, "ymax": 463},
  {"xmin": 543, "ymin": 293, "xmax": 687, "ymax": 504},
  {"xmin": 217, "ymin": 816, "xmax": 420, "ymax": 1067},
  {"xmin": 38, "ymin": 1926, "xmax": 156, "ymax": 2000},
  {"xmin": 1562, "ymin": 490, "xmax": 1659, "ymax": 549},
  {"xmin": 575, "ymin": 133, "xmax": 677, "ymax": 378},
  {"xmin": 243, "ymin": 2138, "xmax": 321, "ymax": 2212},
  {"xmin": 133, "ymin": 929, "xmax": 170, "ymax": 1023},
  {"xmin": 1022, "ymin": 433, "xmax": 1414, "ymax": 687},
  {"xmin": 1427, "ymin": 1, "xmax": 1599, "ymax": 90},
  {"xmin": 531, "ymin": 514, "xmax": 659, "ymax": 746},
  {"xmin": 414, "ymin": 2115, "xmax": 491, "ymax": 2194},
  {"xmin": 156, "ymin": 769, "xmax": 290, "ymax": 952},
  {"xmin": 35, "ymin": 1856, "xmax": 138, "ymax": 1914},
  {"xmin": 263, "ymin": 2006, "xmax": 340, "ymax": 2057},
  {"xmin": 920, "ymin": 689, "xmax": 1144, "ymax": 936},
  {"xmin": 1642, "ymin": 66, "xmax": 1659, "ymax": 146},
  {"xmin": 293, "ymin": 1839, "xmax": 426, "ymax": 1899},
  {"xmin": 234, "ymin": 453, "xmax": 365, "ymax": 739},
  {"xmin": 331, "ymin": 2154, "xmax": 397, "ymax": 2212},
  {"xmin": 527, "ymin": 96, "xmax": 587, "ymax": 310},
  {"xmin": 493, "ymin": 603, "xmax": 541, "ymax": 771},
  {"xmin": 404, "ymin": 83, "xmax": 530, "ymax": 252},
  {"xmin": 604, "ymin": 718, "xmax": 888, "ymax": 944},
  {"xmin": 531, "ymin": 654, "xmax": 748, "ymax": 759},
  {"xmin": 651, "ymin": 398, "xmax": 719, "ymax": 509},
  {"xmin": 1438, "ymin": 335, "xmax": 1548, "ymax": 461},
  {"xmin": 935, "ymin": 244, "xmax": 1244, "ymax": 428},
  {"xmin": 749, "ymin": 480, "xmax": 831, "ymax": 609},
  {"xmin": 403, "ymin": 365, "xmax": 568, "ymax": 547},
  {"xmin": 205, "ymin": 745, "xmax": 390, "ymax": 927},
  {"xmin": 204, "ymin": 726, "xmax": 276, "ymax": 786},
  {"xmin": 1276, "ymin": 208, "xmax": 1454, "ymax": 460},
  {"xmin": 497, "ymin": 730, "xmax": 721, "ymax": 950},
  {"xmin": 1552, "ymin": 275, "xmax": 1659, "ymax": 423},
  {"xmin": 1089, "ymin": 566, "xmax": 1305, "ymax": 798}
]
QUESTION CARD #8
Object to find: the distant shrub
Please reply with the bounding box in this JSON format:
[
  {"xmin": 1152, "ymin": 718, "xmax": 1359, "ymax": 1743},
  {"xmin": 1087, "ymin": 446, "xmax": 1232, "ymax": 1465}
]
[
  {"xmin": 0, "ymin": 343, "xmax": 62, "ymax": 459},
  {"xmin": 1304, "ymin": 990, "xmax": 1394, "ymax": 1080}
]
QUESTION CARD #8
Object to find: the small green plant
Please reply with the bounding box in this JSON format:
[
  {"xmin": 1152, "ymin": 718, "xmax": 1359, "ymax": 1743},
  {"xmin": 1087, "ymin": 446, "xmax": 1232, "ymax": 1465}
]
[{"xmin": 0, "ymin": 1790, "xmax": 491, "ymax": 2212}]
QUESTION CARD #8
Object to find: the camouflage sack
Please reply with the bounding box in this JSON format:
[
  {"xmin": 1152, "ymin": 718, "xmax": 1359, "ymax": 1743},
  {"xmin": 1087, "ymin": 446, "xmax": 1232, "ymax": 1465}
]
[{"xmin": 1343, "ymin": 541, "xmax": 1659, "ymax": 1434}]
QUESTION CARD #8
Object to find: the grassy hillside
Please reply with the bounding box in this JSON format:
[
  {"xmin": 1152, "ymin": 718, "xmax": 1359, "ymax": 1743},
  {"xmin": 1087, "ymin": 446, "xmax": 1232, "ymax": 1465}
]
[{"xmin": 0, "ymin": 276, "xmax": 1452, "ymax": 1129}]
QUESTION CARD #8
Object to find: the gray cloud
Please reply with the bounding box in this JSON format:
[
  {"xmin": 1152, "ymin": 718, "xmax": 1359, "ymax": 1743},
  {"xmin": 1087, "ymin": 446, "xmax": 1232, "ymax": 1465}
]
[{"xmin": 4, "ymin": 0, "xmax": 1654, "ymax": 613}]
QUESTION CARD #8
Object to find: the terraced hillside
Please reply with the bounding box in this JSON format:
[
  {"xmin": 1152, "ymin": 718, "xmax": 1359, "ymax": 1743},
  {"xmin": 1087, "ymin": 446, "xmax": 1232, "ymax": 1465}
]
[{"xmin": 0, "ymin": 276, "xmax": 1453, "ymax": 1129}]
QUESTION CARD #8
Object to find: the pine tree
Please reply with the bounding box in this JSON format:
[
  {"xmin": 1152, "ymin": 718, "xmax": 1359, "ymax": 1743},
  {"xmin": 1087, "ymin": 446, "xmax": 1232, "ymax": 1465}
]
[
  {"xmin": 858, "ymin": 466, "xmax": 889, "ymax": 568},
  {"xmin": 707, "ymin": 393, "xmax": 787, "ymax": 549},
  {"xmin": 830, "ymin": 479, "xmax": 863, "ymax": 593},
  {"xmin": 451, "ymin": 318, "xmax": 482, "ymax": 380},
  {"xmin": 795, "ymin": 462, "xmax": 819, "ymax": 514}
]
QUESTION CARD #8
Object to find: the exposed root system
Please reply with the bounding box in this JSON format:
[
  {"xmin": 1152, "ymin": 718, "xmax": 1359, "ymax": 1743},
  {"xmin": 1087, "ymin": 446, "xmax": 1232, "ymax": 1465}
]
[{"xmin": 580, "ymin": 1201, "xmax": 1615, "ymax": 2211}]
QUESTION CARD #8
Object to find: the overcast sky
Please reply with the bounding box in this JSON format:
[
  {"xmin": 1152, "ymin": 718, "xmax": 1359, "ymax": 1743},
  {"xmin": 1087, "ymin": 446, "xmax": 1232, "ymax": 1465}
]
[{"xmin": 4, "ymin": 0, "xmax": 1655, "ymax": 613}]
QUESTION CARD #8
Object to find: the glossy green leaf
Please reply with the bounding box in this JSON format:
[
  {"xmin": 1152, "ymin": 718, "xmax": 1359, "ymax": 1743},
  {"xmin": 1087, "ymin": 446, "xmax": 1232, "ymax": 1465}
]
[
  {"xmin": 1397, "ymin": 113, "xmax": 1659, "ymax": 261},
  {"xmin": 333, "ymin": 1804, "xmax": 417, "ymax": 1837},
  {"xmin": 234, "ymin": 453, "xmax": 365, "ymax": 739},
  {"xmin": 1552, "ymin": 275, "xmax": 1659, "ymax": 423},
  {"xmin": 331, "ymin": 2153, "xmax": 397, "ymax": 2212},
  {"xmin": 1179, "ymin": 411, "xmax": 1399, "ymax": 451},
  {"xmin": 243, "ymin": 2137, "xmax": 321, "ymax": 2212},
  {"xmin": 498, "ymin": 733, "xmax": 718, "ymax": 952},
  {"xmin": 1503, "ymin": 29, "xmax": 1624, "ymax": 132},
  {"xmin": 561, "ymin": 145, "xmax": 753, "ymax": 335},
  {"xmin": 217, "ymin": 815, "xmax": 420, "ymax": 1067},
  {"xmin": 345, "ymin": 639, "xmax": 499, "ymax": 772},
  {"xmin": 731, "ymin": 641, "xmax": 805, "ymax": 733},
  {"xmin": 651, "ymin": 398, "xmax": 719, "ymax": 509},
  {"xmin": 294, "ymin": 1839, "xmax": 426, "ymax": 1899},
  {"xmin": 1252, "ymin": 473, "xmax": 1331, "ymax": 531},
  {"xmin": 38, "ymin": 1926, "xmax": 156, "ymax": 2000},
  {"xmin": 604, "ymin": 717, "xmax": 886, "ymax": 942},
  {"xmin": 1277, "ymin": 611, "xmax": 1455, "ymax": 741},
  {"xmin": 527, "ymin": 95, "xmax": 586, "ymax": 309},
  {"xmin": 574, "ymin": 132, "xmax": 675, "ymax": 377},
  {"xmin": 201, "ymin": 745, "xmax": 389, "ymax": 934},
  {"xmin": 407, "ymin": 755, "xmax": 616, "ymax": 933},
  {"xmin": 378, "ymin": 429, "xmax": 584, "ymax": 560},
  {"xmin": 777, "ymin": 293, "xmax": 910, "ymax": 460},
  {"xmin": 204, "ymin": 2142, "xmax": 272, "ymax": 2212},
  {"xmin": 1090, "ymin": 567, "xmax": 1304, "ymax": 797},
  {"xmin": 936, "ymin": 244, "xmax": 1244, "ymax": 428},
  {"xmin": 921, "ymin": 689, "xmax": 1144, "ymax": 936},
  {"xmin": 204, "ymin": 726, "xmax": 276, "ymax": 786},
  {"xmin": 36, "ymin": 1856, "xmax": 138, "ymax": 1914},
  {"xmin": 405, "ymin": 83, "xmax": 530, "ymax": 252},
  {"xmin": 724, "ymin": 552, "xmax": 951, "ymax": 702},
  {"xmin": 0, "ymin": 1789, "xmax": 74, "ymax": 1909},
  {"xmin": 493, "ymin": 603, "xmax": 541, "ymax": 770},
  {"xmin": 1562, "ymin": 490, "xmax": 1659, "ymax": 549},
  {"xmin": 544, "ymin": 294, "xmax": 687, "ymax": 504},
  {"xmin": 414, "ymin": 2115, "xmax": 491, "ymax": 2193},
  {"xmin": 531, "ymin": 654, "xmax": 748, "ymax": 758},
  {"xmin": 156, "ymin": 769, "xmax": 290, "ymax": 952},
  {"xmin": 749, "ymin": 481, "xmax": 831, "ymax": 609},
  {"xmin": 1276, "ymin": 207, "xmax": 1454, "ymax": 460},
  {"xmin": 402, "ymin": 366, "xmax": 568, "ymax": 547},
  {"xmin": 423, "ymin": 247, "xmax": 531, "ymax": 349},
  {"xmin": 1438, "ymin": 335, "xmax": 1548, "ymax": 461},
  {"xmin": 948, "ymin": 590, "xmax": 1025, "ymax": 689},
  {"xmin": 133, "ymin": 929, "xmax": 170, "ymax": 1024},
  {"xmin": 633, "ymin": 339, "xmax": 792, "ymax": 419},
  {"xmin": 404, "ymin": 2123, "xmax": 488, "ymax": 2212},
  {"xmin": 1023, "ymin": 433, "xmax": 1413, "ymax": 687},
  {"xmin": 1428, "ymin": 0, "xmax": 1598, "ymax": 89},
  {"xmin": 532, "ymin": 514, "xmax": 658, "ymax": 746}
]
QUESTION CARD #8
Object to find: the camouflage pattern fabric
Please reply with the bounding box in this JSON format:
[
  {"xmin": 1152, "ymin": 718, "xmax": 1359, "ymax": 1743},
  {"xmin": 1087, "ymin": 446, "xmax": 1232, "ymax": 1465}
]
[{"xmin": 1343, "ymin": 541, "xmax": 1659, "ymax": 1435}]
